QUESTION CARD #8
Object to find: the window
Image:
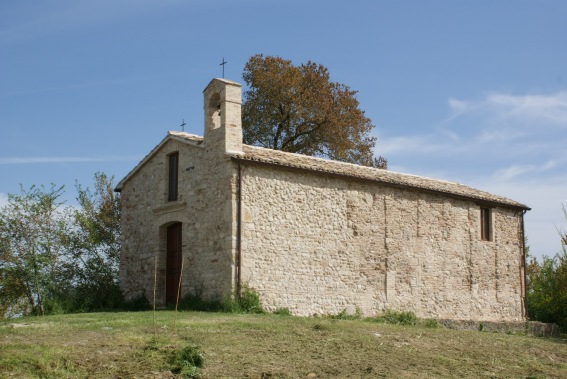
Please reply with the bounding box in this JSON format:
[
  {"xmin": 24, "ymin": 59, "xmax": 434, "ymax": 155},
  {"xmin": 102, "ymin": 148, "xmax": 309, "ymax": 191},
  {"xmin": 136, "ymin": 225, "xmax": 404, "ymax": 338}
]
[
  {"xmin": 168, "ymin": 152, "xmax": 178, "ymax": 201},
  {"xmin": 480, "ymin": 207, "xmax": 492, "ymax": 241}
]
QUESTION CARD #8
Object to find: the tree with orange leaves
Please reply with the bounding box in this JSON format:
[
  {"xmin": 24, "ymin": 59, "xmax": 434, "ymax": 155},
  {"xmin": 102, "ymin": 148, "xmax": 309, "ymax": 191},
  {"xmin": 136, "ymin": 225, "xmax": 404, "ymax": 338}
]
[{"xmin": 242, "ymin": 55, "xmax": 387, "ymax": 169}]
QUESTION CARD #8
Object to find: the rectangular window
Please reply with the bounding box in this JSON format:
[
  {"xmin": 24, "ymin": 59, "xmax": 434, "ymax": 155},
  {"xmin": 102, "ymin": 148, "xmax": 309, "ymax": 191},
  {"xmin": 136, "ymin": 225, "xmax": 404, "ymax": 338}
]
[
  {"xmin": 480, "ymin": 207, "xmax": 491, "ymax": 241},
  {"xmin": 168, "ymin": 152, "xmax": 178, "ymax": 201}
]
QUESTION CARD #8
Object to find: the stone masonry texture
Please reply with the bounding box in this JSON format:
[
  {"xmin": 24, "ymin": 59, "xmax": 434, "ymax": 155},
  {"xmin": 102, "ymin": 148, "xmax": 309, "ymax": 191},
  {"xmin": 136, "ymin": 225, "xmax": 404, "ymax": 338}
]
[{"xmin": 116, "ymin": 78, "xmax": 528, "ymax": 321}]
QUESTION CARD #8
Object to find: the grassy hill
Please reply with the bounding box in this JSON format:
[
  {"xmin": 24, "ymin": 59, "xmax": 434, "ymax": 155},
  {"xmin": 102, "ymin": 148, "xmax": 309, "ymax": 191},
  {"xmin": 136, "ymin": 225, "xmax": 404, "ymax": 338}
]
[{"xmin": 1, "ymin": 311, "xmax": 566, "ymax": 378}]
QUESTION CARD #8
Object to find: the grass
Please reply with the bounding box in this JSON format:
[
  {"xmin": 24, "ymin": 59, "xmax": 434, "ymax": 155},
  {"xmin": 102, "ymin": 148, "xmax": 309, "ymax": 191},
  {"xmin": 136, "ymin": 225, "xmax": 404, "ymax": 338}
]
[{"xmin": 0, "ymin": 311, "xmax": 566, "ymax": 378}]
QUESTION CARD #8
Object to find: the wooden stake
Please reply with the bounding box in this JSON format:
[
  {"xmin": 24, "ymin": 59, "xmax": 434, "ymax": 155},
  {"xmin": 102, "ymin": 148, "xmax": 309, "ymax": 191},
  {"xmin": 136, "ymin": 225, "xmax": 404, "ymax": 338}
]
[
  {"xmin": 153, "ymin": 255, "xmax": 157, "ymax": 337},
  {"xmin": 174, "ymin": 257, "xmax": 184, "ymax": 336}
]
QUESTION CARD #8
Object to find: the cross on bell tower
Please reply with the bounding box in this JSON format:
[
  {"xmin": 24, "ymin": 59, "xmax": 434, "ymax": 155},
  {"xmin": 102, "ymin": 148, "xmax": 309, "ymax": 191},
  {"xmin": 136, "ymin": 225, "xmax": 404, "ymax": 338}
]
[{"xmin": 219, "ymin": 58, "xmax": 227, "ymax": 78}]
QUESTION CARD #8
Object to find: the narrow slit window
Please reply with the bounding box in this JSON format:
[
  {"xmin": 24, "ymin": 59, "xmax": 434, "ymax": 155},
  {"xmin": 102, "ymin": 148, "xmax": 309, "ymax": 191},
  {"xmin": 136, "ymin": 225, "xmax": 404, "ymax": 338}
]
[
  {"xmin": 480, "ymin": 207, "xmax": 491, "ymax": 241},
  {"xmin": 168, "ymin": 152, "xmax": 178, "ymax": 201}
]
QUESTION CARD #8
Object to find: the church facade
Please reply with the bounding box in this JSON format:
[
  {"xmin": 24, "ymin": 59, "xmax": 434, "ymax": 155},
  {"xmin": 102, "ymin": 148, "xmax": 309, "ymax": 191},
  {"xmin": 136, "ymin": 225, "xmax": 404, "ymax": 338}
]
[{"xmin": 116, "ymin": 78, "xmax": 530, "ymax": 321}]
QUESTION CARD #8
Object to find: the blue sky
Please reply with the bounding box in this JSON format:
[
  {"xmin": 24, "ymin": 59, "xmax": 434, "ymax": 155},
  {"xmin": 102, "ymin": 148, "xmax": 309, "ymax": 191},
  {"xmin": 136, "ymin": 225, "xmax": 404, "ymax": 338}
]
[{"xmin": 1, "ymin": 0, "xmax": 566, "ymax": 259}]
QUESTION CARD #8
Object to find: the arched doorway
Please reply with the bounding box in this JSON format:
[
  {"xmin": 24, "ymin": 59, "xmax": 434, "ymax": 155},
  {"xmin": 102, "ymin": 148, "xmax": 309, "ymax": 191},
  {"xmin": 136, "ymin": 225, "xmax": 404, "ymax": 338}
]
[{"xmin": 166, "ymin": 222, "xmax": 182, "ymax": 306}]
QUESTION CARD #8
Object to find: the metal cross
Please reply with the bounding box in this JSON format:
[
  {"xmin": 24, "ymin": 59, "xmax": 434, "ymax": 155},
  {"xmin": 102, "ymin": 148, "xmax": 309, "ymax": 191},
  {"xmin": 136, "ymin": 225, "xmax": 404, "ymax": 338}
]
[
  {"xmin": 180, "ymin": 119, "xmax": 186, "ymax": 132},
  {"xmin": 219, "ymin": 58, "xmax": 227, "ymax": 78}
]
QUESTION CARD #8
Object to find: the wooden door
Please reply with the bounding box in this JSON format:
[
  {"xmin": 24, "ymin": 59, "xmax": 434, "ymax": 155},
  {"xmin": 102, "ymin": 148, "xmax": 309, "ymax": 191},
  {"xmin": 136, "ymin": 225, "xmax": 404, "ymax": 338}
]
[{"xmin": 166, "ymin": 223, "xmax": 182, "ymax": 306}]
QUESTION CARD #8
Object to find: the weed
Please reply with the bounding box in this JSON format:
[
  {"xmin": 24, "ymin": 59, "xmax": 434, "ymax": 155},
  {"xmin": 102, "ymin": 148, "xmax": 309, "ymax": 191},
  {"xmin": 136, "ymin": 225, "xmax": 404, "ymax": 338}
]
[
  {"xmin": 169, "ymin": 345, "xmax": 204, "ymax": 378},
  {"xmin": 424, "ymin": 319, "xmax": 439, "ymax": 328},
  {"xmin": 380, "ymin": 309, "xmax": 418, "ymax": 325},
  {"xmin": 273, "ymin": 307, "xmax": 292, "ymax": 316},
  {"xmin": 222, "ymin": 284, "xmax": 265, "ymax": 314},
  {"xmin": 331, "ymin": 307, "xmax": 362, "ymax": 320},
  {"xmin": 313, "ymin": 323, "xmax": 329, "ymax": 331}
]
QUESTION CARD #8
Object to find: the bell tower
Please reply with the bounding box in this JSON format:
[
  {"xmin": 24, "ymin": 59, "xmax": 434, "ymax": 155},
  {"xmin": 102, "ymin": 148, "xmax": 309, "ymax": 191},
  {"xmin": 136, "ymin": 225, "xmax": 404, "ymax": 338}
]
[{"xmin": 203, "ymin": 78, "xmax": 243, "ymax": 154}]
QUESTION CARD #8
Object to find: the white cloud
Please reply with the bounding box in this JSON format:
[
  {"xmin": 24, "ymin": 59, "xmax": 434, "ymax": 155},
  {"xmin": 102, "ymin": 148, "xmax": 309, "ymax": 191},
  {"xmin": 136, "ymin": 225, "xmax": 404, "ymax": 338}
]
[
  {"xmin": 380, "ymin": 90, "xmax": 567, "ymax": 260},
  {"xmin": 448, "ymin": 91, "xmax": 567, "ymax": 127},
  {"xmin": 489, "ymin": 159, "xmax": 559, "ymax": 181},
  {"xmin": 469, "ymin": 174, "xmax": 567, "ymax": 259},
  {"xmin": 447, "ymin": 97, "xmax": 471, "ymax": 116},
  {"xmin": 490, "ymin": 164, "xmax": 537, "ymax": 181},
  {"xmin": 486, "ymin": 92, "xmax": 567, "ymax": 124},
  {"xmin": 378, "ymin": 134, "xmax": 463, "ymax": 155}
]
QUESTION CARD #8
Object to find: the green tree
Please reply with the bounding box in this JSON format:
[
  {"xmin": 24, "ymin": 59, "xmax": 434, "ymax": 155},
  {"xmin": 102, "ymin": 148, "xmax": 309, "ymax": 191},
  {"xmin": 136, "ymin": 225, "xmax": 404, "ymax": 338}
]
[
  {"xmin": 0, "ymin": 185, "xmax": 71, "ymax": 317},
  {"xmin": 526, "ymin": 205, "xmax": 567, "ymax": 331},
  {"xmin": 67, "ymin": 172, "xmax": 121, "ymax": 311},
  {"xmin": 0, "ymin": 173, "xmax": 122, "ymax": 318},
  {"xmin": 242, "ymin": 54, "xmax": 387, "ymax": 169}
]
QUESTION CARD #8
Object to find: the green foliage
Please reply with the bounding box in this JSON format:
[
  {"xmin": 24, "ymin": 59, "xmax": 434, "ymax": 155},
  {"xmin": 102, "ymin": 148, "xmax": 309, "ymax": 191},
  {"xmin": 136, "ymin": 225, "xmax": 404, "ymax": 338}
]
[
  {"xmin": 169, "ymin": 345, "xmax": 204, "ymax": 378},
  {"xmin": 0, "ymin": 173, "xmax": 123, "ymax": 318},
  {"xmin": 178, "ymin": 293, "xmax": 222, "ymax": 312},
  {"xmin": 273, "ymin": 307, "xmax": 292, "ymax": 316},
  {"xmin": 222, "ymin": 284, "xmax": 265, "ymax": 314},
  {"xmin": 526, "ymin": 252, "xmax": 567, "ymax": 331},
  {"xmin": 331, "ymin": 307, "xmax": 362, "ymax": 320},
  {"xmin": 424, "ymin": 319, "xmax": 439, "ymax": 328},
  {"xmin": 67, "ymin": 172, "xmax": 121, "ymax": 312},
  {"xmin": 242, "ymin": 54, "xmax": 387, "ymax": 169},
  {"xmin": 374, "ymin": 309, "xmax": 418, "ymax": 326},
  {"xmin": 122, "ymin": 293, "xmax": 151, "ymax": 312},
  {"xmin": 526, "ymin": 205, "xmax": 567, "ymax": 332},
  {"xmin": 0, "ymin": 184, "xmax": 71, "ymax": 317}
]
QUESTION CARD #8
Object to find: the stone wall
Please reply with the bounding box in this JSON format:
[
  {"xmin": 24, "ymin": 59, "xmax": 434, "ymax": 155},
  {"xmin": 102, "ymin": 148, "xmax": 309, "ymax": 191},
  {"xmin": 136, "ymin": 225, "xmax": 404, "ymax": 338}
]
[
  {"xmin": 239, "ymin": 163, "xmax": 525, "ymax": 321},
  {"xmin": 118, "ymin": 78, "xmax": 525, "ymax": 322},
  {"xmin": 119, "ymin": 79, "xmax": 243, "ymax": 306},
  {"xmin": 119, "ymin": 137, "xmax": 236, "ymax": 305}
]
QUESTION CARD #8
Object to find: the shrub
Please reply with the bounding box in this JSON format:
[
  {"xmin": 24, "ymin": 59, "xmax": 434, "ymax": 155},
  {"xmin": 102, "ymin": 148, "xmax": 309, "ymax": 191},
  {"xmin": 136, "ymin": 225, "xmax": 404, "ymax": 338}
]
[
  {"xmin": 122, "ymin": 293, "xmax": 151, "ymax": 311},
  {"xmin": 178, "ymin": 293, "xmax": 222, "ymax": 312},
  {"xmin": 331, "ymin": 307, "xmax": 362, "ymax": 320},
  {"xmin": 169, "ymin": 345, "xmax": 204, "ymax": 378},
  {"xmin": 423, "ymin": 319, "xmax": 439, "ymax": 328},
  {"xmin": 273, "ymin": 307, "xmax": 292, "ymax": 316},
  {"xmin": 222, "ymin": 284, "xmax": 265, "ymax": 314},
  {"xmin": 527, "ymin": 250, "xmax": 567, "ymax": 332},
  {"xmin": 43, "ymin": 296, "xmax": 74, "ymax": 315},
  {"xmin": 380, "ymin": 309, "xmax": 418, "ymax": 326}
]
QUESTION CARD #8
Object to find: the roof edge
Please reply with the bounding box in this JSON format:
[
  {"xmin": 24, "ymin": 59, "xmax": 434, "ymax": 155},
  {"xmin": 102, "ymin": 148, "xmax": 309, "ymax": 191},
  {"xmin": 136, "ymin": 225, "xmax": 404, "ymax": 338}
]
[
  {"xmin": 114, "ymin": 131, "xmax": 203, "ymax": 192},
  {"xmin": 229, "ymin": 154, "xmax": 531, "ymax": 211}
]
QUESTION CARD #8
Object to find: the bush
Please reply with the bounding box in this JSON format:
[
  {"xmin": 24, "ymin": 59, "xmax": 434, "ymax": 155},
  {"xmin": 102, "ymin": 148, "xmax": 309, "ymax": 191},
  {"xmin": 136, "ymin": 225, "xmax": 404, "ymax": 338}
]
[
  {"xmin": 122, "ymin": 293, "xmax": 151, "ymax": 311},
  {"xmin": 423, "ymin": 319, "xmax": 439, "ymax": 328},
  {"xmin": 273, "ymin": 307, "xmax": 292, "ymax": 316},
  {"xmin": 331, "ymin": 307, "xmax": 362, "ymax": 320},
  {"xmin": 43, "ymin": 296, "xmax": 74, "ymax": 315},
  {"xmin": 178, "ymin": 293, "xmax": 222, "ymax": 312},
  {"xmin": 378, "ymin": 309, "xmax": 418, "ymax": 326},
  {"xmin": 169, "ymin": 345, "xmax": 204, "ymax": 378},
  {"xmin": 527, "ymin": 250, "xmax": 567, "ymax": 332},
  {"xmin": 222, "ymin": 284, "xmax": 264, "ymax": 314}
]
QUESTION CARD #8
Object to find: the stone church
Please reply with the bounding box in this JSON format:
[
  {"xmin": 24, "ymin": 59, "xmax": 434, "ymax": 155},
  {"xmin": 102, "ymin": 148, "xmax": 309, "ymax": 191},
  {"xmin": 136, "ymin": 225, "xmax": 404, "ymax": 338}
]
[{"xmin": 116, "ymin": 78, "xmax": 530, "ymax": 321}]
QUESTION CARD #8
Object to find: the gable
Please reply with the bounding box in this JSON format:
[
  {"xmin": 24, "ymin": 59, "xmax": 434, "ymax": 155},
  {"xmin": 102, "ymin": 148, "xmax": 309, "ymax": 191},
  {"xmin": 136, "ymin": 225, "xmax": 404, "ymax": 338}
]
[{"xmin": 115, "ymin": 131, "xmax": 203, "ymax": 192}]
